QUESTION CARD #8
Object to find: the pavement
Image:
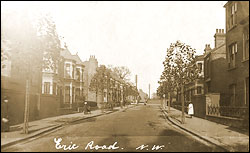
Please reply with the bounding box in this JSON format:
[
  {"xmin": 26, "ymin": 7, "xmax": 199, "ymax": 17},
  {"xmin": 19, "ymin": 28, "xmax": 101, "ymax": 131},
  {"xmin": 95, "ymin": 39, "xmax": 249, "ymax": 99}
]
[
  {"xmin": 1, "ymin": 105, "xmax": 135, "ymax": 149},
  {"xmin": 162, "ymin": 106, "xmax": 249, "ymax": 152}
]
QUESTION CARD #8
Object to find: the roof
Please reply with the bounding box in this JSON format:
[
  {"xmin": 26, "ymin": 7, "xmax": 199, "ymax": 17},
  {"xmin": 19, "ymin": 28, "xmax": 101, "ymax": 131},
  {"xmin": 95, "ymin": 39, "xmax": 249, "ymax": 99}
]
[
  {"xmin": 60, "ymin": 49, "xmax": 85, "ymax": 66},
  {"xmin": 72, "ymin": 54, "xmax": 84, "ymax": 65},
  {"xmin": 195, "ymin": 54, "xmax": 204, "ymax": 61},
  {"xmin": 60, "ymin": 48, "xmax": 73, "ymax": 59}
]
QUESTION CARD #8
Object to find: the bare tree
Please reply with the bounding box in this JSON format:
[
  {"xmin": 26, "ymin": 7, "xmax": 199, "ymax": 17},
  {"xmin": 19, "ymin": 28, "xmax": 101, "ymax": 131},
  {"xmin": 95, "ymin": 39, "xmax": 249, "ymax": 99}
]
[{"xmin": 107, "ymin": 65, "xmax": 131, "ymax": 82}]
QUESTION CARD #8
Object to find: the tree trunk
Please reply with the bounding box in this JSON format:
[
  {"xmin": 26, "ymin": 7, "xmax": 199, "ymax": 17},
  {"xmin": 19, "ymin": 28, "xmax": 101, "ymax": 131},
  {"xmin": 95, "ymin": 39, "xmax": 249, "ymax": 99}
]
[
  {"xmin": 168, "ymin": 92, "xmax": 170, "ymax": 112},
  {"xmin": 23, "ymin": 79, "xmax": 30, "ymax": 134},
  {"xmin": 181, "ymin": 85, "xmax": 185, "ymax": 124}
]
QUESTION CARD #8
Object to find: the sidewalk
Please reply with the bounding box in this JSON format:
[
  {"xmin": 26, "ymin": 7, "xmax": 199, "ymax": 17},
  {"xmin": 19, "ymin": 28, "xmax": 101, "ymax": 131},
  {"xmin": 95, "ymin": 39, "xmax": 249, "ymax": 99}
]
[
  {"xmin": 163, "ymin": 107, "xmax": 249, "ymax": 152},
  {"xmin": 1, "ymin": 105, "xmax": 135, "ymax": 148}
]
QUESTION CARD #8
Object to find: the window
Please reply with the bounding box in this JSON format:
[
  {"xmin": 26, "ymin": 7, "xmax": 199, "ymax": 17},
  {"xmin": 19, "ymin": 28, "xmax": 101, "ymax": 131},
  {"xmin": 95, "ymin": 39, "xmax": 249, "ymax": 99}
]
[
  {"xmin": 228, "ymin": 43, "xmax": 237, "ymax": 68},
  {"xmin": 197, "ymin": 86, "xmax": 202, "ymax": 94},
  {"xmin": 53, "ymin": 83, "xmax": 57, "ymax": 95},
  {"xmin": 197, "ymin": 63, "xmax": 202, "ymax": 73},
  {"xmin": 205, "ymin": 58, "xmax": 210, "ymax": 78},
  {"xmin": 76, "ymin": 68, "xmax": 80, "ymax": 81},
  {"xmin": 44, "ymin": 82, "xmax": 50, "ymax": 94},
  {"xmin": 72, "ymin": 87, "xmax": 75, "ymax": 103},
  {"xmin": 82, "ymin": 68, "xmax": 84, "ymax": 82},
  {"xmin": 72, "ymin": 65, "xmax": 75, "ymax": 79},
  {"xmin": 65, "ymin": 63, "xmax": 71, "ymax": 78},
  {"xmin": 243, "ymin": 28, "xmax": 249, "ymax": 60},
  {"xmin": 65, "ymin": 86, "xmax": 70, "ymax": 103},
  {"xmin": 82, "ymin": 89, "xmax": 84, "ymax": 98},
  {"xmin": 229, "ymin": 2, "xmax": 237, "ymax": 29}
]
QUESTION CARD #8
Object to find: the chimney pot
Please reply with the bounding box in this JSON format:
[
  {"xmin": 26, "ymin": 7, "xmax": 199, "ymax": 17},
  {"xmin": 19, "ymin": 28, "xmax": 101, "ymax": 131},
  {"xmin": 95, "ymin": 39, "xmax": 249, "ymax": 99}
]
[
  {"xmin": 222, "ymin": 29, "xmax": 224, "ymax": 33},
  {"xmin": 216, "ymin": 29, "xmax": 219, "ymax": 33}
]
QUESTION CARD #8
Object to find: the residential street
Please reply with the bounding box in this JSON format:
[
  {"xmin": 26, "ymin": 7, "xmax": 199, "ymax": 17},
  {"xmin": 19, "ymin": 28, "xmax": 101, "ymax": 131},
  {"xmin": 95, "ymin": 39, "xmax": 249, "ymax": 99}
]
[{"xmin": 2, "ymin": 101, "xmax": 225, "ymax": 152}]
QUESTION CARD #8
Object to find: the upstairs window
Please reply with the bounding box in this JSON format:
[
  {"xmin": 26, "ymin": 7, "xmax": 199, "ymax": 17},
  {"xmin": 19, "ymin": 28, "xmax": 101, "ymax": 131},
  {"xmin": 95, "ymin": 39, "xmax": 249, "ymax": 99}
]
[
  {"xmin": 205, "ymin": 58, "xmax": 210, "ymax": 78},
  {"xmin": 197, "ymin": 63, "xmax": 202, "ymax": 73},
  {"xmin": 76, "ymin": 68, "xmax": 81, "ymax": 81},
  {"xmin": 243, "ymin": 28, "xmax": 249, "ymax": 61},
  {"xmin": 229, "ymin": 2, "xmax": 237, "ymax": 29},
  {"xmin": 65, "ymin": 63, "xmax": 71, "ymax": 78},
  {"xmin": 72, "ymin": 65, "xmax": 75, "ymax": 79},
  {"xmin": 228, "ymin": 43, "xmax": 237, "ymax": 68}
]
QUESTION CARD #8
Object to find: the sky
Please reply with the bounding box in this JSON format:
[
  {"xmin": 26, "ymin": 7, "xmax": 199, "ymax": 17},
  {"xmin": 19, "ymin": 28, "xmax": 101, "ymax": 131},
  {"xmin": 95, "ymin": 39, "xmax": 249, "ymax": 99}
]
[{"xmin": 1, "ymin": 1, "xmax": 227, "ymax": 97}]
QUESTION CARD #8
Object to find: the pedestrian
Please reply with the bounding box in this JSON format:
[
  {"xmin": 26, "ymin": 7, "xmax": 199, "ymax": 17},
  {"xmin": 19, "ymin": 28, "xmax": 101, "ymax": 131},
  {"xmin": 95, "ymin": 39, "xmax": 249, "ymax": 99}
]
[
  {"xmin": 1, "ymin": 96, "xmax": 10, "ymax": 132},
  {"xmin": 83, "ymin": 102, "xmax": 88, "ymax": 114},
  {"xmin": 188, "ymin": 102, "xmax": 194, "ymax": 118}
]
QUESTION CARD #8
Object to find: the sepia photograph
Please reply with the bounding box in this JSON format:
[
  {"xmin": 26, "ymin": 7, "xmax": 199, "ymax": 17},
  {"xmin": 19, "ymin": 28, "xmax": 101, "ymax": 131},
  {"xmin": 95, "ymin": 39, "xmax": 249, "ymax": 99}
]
[{"xmin": 1, "ymin": 1, "xmax": 249, "ymax": 152}]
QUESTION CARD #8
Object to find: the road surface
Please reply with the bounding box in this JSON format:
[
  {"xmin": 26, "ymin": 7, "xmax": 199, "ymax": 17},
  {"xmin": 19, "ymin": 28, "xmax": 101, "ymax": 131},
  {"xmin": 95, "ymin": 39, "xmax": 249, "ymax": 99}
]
[{"xmin": 2, "ymin": 100, "xmax": 225, "ymax": 152}]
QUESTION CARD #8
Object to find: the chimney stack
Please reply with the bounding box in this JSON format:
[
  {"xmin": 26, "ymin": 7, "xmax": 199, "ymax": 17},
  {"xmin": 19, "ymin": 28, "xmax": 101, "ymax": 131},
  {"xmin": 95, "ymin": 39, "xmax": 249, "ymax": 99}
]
[
  {"xmin": 214, "ymin": 29, "xmax": 225, "ymax": 48},
  {"xmin": 204, "ymin": 44, "xmax": 212, "ymax": 54}
]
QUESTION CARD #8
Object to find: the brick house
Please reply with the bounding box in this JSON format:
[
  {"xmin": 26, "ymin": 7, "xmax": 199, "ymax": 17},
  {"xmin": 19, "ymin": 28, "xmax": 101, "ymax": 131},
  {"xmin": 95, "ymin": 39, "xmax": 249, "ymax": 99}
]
[
  {"xmin": 203, "ymin": 29, "xmax": 231, "ymax": 107},
  {"xmin": 224, "ymin": 1, "xmax": 249, "ymax": 118},
  {"xmin": 59, "ymin": 48, "xmax": 85, "ymax": 109}
]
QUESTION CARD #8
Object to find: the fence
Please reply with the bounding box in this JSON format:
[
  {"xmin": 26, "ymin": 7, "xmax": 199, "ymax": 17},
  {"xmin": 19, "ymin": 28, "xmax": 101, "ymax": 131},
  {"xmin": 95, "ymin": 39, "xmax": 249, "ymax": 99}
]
[{"xmin": 207, "ymin": 105, "xmax": 249, "ymax": 119}]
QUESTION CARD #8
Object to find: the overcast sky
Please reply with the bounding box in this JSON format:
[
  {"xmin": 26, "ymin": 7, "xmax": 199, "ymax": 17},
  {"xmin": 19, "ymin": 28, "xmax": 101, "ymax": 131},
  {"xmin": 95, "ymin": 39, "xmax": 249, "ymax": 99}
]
[{"xmin": 2, "ymin": 1, "xmax": 227, "ymax": 96}]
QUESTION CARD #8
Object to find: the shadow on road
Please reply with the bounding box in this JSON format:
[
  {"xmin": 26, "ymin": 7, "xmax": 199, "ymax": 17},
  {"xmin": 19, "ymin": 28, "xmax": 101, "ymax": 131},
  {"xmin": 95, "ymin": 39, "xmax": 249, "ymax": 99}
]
[{"xmin": 70, "ymin": 117, "xmax": 97, "ymax": 125}]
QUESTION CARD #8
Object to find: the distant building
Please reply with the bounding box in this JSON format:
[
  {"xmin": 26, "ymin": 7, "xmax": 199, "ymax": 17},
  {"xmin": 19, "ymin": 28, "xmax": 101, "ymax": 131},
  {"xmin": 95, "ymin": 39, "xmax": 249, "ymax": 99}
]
[
  {"xmin": 151, "ymin": 93, "xmax": 159, "ymax": 99},
  {"xmin": 83, "ymin": 55, "xmax": 98, "ymax": 102},
  {"xmin": 138, "ymin": 89, "xmax": 148, "ymax": 103}
]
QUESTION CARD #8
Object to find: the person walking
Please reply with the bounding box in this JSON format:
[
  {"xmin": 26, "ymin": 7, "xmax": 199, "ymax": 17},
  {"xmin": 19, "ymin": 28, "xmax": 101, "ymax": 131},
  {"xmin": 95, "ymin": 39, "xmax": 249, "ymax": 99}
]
[
  {"xmin": 188, "ymin": 102, "xmax": 194, "ymax": 118},
  {"xmin": 83, "ymin": 102, "xmax": 88, "ymax": 114}
]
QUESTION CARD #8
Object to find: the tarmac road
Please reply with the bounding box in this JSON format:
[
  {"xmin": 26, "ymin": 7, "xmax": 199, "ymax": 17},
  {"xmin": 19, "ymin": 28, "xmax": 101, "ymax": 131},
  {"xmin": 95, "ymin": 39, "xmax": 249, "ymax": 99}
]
[{"xmin": 2, "ymin": 100, "xmax": 225, "ymax": 152}]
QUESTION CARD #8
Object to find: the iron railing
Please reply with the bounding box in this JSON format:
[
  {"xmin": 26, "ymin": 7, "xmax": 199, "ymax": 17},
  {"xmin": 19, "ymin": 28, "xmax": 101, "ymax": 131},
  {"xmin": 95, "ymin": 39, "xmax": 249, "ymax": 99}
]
[{"xmin": 207, "ymin": 105, "xmax": 249, "ymax": 119}]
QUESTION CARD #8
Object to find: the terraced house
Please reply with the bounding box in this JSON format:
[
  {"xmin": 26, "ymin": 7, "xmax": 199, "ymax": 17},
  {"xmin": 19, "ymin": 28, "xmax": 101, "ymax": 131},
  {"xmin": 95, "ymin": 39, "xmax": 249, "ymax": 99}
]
[
  {"xmin": 224, "ymin": 1, "xmax": 249, "ymax": 119},
  {"xmin": 91, "ymin": 65, "xmax": 138, "ymax": 108},
  {"xmin": 59, "ymin": 47, "xmax": 85, "ymax": 109}
]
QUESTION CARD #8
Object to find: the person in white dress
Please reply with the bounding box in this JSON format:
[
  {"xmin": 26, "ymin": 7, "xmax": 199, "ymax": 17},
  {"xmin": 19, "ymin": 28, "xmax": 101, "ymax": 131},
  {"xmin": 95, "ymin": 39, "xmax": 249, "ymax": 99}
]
[{"xmin": 188, "ymin": 102, "xmax": 194, "ymax": 118}]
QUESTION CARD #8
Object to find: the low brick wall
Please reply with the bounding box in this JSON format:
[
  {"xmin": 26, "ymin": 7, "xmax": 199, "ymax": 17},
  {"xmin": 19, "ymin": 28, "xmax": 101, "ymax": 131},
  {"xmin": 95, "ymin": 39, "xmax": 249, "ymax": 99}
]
[
  {"xmin": 206, "ymin": 115, "xmax": 249, "ymax": 130},
  {"xmin": 1, "ymin": 89, "xmax": 40, "ymax": 126},
  {"xmin": 40, "ymin": 95, "xmax": 60, "ymax": 118}
]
